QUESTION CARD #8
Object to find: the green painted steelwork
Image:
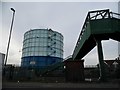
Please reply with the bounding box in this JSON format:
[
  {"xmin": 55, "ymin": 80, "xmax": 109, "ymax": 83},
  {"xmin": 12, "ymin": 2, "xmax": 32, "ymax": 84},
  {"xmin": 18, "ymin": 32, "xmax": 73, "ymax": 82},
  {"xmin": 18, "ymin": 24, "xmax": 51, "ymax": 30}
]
[
  {"xmin": 72, "ymin": 9, "xmax": 120, "ymax": 81},
  {"xmin": 96, "ymin": 40, "xmax": 106, "ymax": 81},
  {"xmin": 73, "ymin": 9, "xmax": 120, "ymax": 60}
]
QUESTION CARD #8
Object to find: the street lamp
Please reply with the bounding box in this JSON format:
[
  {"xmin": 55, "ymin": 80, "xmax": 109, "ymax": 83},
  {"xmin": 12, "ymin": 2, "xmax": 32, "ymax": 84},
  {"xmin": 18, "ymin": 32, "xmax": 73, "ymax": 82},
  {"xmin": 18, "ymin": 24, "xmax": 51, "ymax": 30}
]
[{"xmin": 4, "ymin": 8, "xmax": 15, "ymax": 66}]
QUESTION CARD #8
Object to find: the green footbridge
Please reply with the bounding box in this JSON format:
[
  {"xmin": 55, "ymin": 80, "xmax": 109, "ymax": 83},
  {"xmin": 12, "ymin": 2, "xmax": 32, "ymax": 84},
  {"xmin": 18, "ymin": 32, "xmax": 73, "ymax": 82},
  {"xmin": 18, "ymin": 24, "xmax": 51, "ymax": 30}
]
[
  {"xmin": 72, "ymin": 9, "xmax": 120, "ymax": 81},
  {"xmin": 39, "ymin": 9, "xmax": 120, "ymax": 81}
]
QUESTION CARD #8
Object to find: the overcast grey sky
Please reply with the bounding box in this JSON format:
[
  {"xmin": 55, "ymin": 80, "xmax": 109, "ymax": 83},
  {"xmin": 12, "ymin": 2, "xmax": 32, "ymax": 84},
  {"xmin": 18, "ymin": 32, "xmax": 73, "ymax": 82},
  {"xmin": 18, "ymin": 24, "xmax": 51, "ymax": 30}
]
[{"xmin": 1, "ymin": 1, "xmax": 120, "ymax": 66}]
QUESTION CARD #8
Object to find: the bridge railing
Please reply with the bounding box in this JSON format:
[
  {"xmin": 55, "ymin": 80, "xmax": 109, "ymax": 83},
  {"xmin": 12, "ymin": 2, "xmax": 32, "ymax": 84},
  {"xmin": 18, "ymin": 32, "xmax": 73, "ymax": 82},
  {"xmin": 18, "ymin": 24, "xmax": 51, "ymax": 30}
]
[
  {"xmin": 110, "ymin": 12, "xmax": 120, "ymax": 19},
  {"xmin": 73, "ymin": 9, "xmax": 120, "ymax": 58}
]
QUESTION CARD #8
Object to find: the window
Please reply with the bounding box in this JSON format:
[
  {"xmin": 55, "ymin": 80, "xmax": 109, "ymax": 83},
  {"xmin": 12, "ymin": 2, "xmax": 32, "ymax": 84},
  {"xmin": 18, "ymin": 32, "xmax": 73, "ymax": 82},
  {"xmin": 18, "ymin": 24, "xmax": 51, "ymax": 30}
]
[
  {"xmin": 41, "ymin": 33, "xmax": 44, "ymax": 37},
  {"xmin": 31, "ymin": 47, "xmax": 34, "ymax": 51},
  {"xmin": 31, "ymin": 52, "xmax": 34, "ymax": 56},
  {"xmin": 34, "ymin": 52, "xmax": 39, "ymax": 56},
  {"xmin": 36, "ymin": 42, "xmax": 39, "ymax": 46},
  {"xmin": 42, "ymin": 52, "xmax": 46, "ymax": 56},
  {"xmin": 34, "ymin": 47, "xmax": 38, "ymax": 52}
]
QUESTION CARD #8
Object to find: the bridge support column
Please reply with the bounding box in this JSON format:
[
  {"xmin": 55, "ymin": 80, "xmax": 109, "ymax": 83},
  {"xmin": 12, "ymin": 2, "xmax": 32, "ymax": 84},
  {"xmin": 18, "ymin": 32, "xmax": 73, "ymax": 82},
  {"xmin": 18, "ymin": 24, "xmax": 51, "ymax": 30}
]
[
  {"xmin": 64, "ymin": 60, "xmax": 85, "ymax": 82},
  {"xmin": 96, "ymin": 40, "xmax": 106, "ymax": 81}
]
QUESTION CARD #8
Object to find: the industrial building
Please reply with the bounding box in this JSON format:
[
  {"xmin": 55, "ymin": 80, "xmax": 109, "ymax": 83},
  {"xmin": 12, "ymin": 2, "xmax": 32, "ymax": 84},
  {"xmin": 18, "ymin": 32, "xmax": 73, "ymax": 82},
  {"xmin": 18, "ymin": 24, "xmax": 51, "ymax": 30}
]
[
  {"xmin": 0, "ymin": 53, "xmax": 5, "ymax": 84},
  {"xmin": 21, "ymin": 29, "xmax": 63, "ymax": 68},
  {"xmin": 0, "ymin": 52, "xmax": 5, "ymax": 67}
]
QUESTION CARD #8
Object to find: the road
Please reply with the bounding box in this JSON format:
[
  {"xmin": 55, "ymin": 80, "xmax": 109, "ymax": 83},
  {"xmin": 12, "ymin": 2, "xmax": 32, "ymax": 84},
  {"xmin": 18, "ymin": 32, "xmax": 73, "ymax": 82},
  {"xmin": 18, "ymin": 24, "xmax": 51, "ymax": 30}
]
[{"xmin": 2, "ymin": 82, "xmax": 120, "ymax": 90}]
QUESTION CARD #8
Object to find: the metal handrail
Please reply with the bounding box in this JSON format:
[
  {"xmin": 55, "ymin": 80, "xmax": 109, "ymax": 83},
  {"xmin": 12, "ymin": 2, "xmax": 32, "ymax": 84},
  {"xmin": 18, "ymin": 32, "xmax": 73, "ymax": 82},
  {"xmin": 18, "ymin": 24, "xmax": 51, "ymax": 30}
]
[{"xmin": 110, "ymin": 12, "xmax": 120, "ymax": 19}]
